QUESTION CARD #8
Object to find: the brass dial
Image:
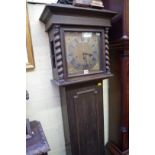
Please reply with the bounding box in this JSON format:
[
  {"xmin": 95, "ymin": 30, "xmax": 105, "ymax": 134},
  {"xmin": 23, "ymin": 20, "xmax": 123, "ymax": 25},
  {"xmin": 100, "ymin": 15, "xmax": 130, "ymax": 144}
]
[{"xmin": 65, "ymin": 32, "xmax": 101, "ymax": 75}]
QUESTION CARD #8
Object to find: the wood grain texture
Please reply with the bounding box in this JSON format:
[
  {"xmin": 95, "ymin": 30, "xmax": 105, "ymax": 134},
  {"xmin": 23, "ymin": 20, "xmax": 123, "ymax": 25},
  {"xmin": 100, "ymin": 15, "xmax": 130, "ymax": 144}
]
[
  {"xmin": 123, "ymin": 0, "xmax": 129, "ymax": 37},
  {"xmin": 120, "ymin": 50, "xmax": 129, "ymax": 150},
  {"xmin": 61, "ymin": 81, "xmax": 105, "ymax": 155},
  {"xmin": 53, "ymin": 25, "xmax": 64, "ymax": 79},
  {"xmin": 104, "ymin": 0, "xmax": 129, "ymax": 154},
  {"xmin": 26, "ymin": 121, "xmax": 50, "ymax": 155},
  {"xmin": 104, "ymin": 27, "xmax": 110, "ymax": 73},
  {"xmin": 107, "ymin": 142, "xmax": 129, "ymax": 155},
  {"xmin": 39, "ymin": 3, "xmax": 117, "ymax": 31}
]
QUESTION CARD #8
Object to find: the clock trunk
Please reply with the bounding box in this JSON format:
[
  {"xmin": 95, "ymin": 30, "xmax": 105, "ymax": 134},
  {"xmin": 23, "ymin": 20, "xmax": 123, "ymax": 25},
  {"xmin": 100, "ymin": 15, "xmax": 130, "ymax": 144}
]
[{"xmin": 60, "ymin": 80, "xmax": 105, "ymax": 155}]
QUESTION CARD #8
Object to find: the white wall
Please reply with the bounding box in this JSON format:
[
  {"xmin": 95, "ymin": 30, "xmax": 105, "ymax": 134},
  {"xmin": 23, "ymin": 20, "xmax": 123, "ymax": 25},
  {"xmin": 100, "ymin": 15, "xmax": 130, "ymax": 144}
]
[
  {"xmin": 26, "ymin": 2, "xmax": 109, "ymax": 155},
  {"xmin": 26, "ymin": 3, "xmax": 66, "ymax": 155}
]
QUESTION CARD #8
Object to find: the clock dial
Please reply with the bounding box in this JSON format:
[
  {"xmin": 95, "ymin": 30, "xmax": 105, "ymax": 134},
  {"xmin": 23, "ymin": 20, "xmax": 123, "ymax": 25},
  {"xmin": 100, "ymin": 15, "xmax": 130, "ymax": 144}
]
[{"xmin": 65, "ymin": 32, "xmax": 101, "ymax": 76}]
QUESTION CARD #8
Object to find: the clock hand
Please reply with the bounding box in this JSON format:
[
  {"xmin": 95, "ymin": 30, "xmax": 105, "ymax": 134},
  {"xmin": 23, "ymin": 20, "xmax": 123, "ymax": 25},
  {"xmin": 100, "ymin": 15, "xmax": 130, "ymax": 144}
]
[
  {"xmin": 83, "ymin": 52, "xmax": 92, "ymax": 57},
  {"xmin": 83, "ymin": 52, "xmax": 91, "ymax": 69},
  {"xmin": 82, "ymin": 53, "xmax": 86, "ymax": 69}
]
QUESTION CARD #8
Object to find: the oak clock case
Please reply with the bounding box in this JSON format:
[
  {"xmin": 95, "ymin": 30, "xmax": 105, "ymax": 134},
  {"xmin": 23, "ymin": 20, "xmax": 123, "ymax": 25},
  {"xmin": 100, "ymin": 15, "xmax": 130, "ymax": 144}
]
[{"xmin": 40, "ymin": 3, "xmax": 116, "ymax": 155}]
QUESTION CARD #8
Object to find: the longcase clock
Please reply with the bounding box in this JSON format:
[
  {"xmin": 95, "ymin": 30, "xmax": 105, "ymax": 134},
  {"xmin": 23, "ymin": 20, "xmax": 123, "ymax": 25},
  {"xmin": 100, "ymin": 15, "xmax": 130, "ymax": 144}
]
[{"xmin": 40, "ymin": 3, "xmax": 116, "ymax": 155}]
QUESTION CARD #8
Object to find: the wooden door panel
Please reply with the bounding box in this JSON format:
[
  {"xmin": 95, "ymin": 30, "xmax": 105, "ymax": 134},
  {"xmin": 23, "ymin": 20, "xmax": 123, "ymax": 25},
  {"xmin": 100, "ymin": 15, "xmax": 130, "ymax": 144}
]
[
  {"xmin": 74, "ymin": 89, "xmax": 99, "ymax": 155},
  {"xmin": 66, "ymin": 81, "xmax": 104, "ymax": 155}
]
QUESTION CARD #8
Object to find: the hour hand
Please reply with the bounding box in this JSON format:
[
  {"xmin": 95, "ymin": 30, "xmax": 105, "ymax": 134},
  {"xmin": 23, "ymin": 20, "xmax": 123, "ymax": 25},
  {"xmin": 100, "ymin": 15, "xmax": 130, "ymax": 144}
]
[{"xmin": 83, "ymin": 52, "xmax": 92, "ymax": 57}]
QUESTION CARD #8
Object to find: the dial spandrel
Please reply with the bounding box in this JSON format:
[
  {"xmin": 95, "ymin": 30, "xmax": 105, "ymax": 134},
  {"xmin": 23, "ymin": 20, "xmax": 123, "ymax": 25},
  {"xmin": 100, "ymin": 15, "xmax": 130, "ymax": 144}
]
[{"xmin": 65, "ymin": 32, "xmax": 101, "ymax": 76}]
